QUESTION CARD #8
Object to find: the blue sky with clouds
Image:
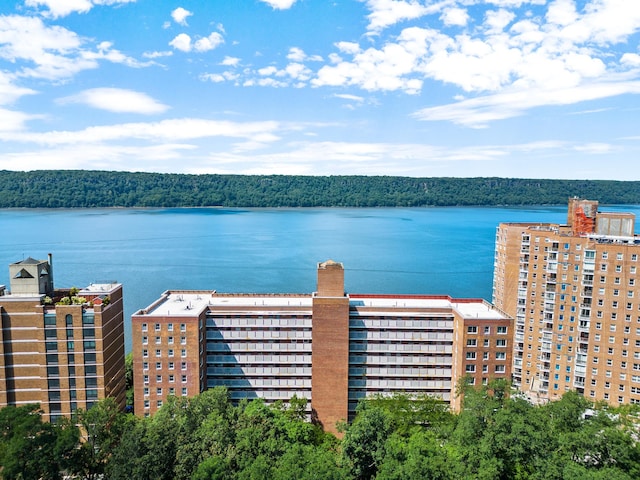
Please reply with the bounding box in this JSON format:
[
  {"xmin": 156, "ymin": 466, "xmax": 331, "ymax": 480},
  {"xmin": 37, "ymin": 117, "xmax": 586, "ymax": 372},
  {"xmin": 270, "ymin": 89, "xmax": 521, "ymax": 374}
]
[{"xmin": 1, "ymin": 0, "xmax": 639, "ymax": 179}]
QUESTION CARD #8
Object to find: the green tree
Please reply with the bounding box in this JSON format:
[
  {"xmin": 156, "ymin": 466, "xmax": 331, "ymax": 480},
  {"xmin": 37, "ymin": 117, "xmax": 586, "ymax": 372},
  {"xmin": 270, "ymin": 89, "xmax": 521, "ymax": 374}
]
[
  {"xmin": 342, "ymin": 402, "xmax": 394, "ymax": 480},
  {"xmin": 0, "ymin": 404, "xmax": 78, "ymax": 480},
  {"xmin": 125, "ymin": 351, "xmax": 134, "ymax": 407},
  {"xmin": 75, "ymin": 397, "xmax": 133, "ymax": 479}
]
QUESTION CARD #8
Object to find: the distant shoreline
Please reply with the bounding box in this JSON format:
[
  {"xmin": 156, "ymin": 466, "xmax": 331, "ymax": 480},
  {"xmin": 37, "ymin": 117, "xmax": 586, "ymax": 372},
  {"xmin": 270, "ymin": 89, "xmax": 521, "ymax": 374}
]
[{"xmin": 1, "ymin": 170, "xmax": 639, "ymax": 208}]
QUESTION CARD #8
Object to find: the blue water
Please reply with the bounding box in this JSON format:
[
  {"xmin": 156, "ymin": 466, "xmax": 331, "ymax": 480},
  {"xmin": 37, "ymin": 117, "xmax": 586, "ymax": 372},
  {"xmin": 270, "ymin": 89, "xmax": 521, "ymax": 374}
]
[{"xmin": 2, "ymin": 205, "xmax": 639, "ymax": 351}]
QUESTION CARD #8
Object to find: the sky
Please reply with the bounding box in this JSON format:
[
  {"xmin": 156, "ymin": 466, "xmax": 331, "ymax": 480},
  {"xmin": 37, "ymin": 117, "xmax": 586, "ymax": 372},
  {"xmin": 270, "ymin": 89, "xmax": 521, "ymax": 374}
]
[{"xmin": 0, "ymin": 0, "xmax": 639, "ymax": 179}]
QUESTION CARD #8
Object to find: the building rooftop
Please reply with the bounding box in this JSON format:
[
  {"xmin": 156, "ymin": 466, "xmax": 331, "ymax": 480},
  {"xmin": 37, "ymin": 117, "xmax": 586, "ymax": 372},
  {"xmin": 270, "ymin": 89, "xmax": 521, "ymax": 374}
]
[
  {"xmin": 137, "ymin": 290, "xmax": 508, "ymax": 320},
  {"xmin": 80, "ymin": 282, "xmax": 120, "ymax": 294}
]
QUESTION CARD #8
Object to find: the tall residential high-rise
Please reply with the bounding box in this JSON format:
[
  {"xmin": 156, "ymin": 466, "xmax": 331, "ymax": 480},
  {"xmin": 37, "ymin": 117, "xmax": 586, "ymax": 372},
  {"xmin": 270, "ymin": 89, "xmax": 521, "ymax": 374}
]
[
  {"xmin": 0, "ymin": 255, "xmax": 126, "ymax": 421},
  {"xmin": 493, "ymin": 198, "xmax": 640, "ymax": 406},
  {"xmin": 132, "ymin": 260, "xmax": 512, "ymax": 433}
]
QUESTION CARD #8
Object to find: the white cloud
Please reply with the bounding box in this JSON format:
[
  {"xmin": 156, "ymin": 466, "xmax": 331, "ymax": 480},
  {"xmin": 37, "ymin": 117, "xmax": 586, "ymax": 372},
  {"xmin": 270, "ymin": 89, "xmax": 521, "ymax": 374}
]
[
  {"xmin": 0, "ymin": 108, "xmax": 41, "ymax": 133},
  {"xmin": 333, "ymin": 93, "xmax": 365, "ymax": 102},
  {"xmin": 258, "ymin": 66, "xmax": 278, "ymax": 76},
  {"xmin": 484, "ymin": 9, "xmax": 515, "ymax": 33},
  {"xmin": 441, "ymin": 7, "xmax": 469, "ymax": 27},
  {"xmin": 413, "ymin": 81, "xmax": 640, "ymax": 127},
  {"xmin": 259, "ymin": 0, "xmax": 297, "ymax": 10},
  {"xmin": 0, "ymin": 143, "xmax": 197, "ymax": 172},
  {"xmin": 57, "ymin": 88, "xmax": 169, "ymax": 114},
  {"xmin": 170, "ymin": 32, "xmax": 224, "ymax": 53},
  {"xmin": 0, "ymin": 72, "xmax": 37, "ymax": 105},
  {"xmin": 0, "ymin": 118, "xmax": 283, "ymax": 145},
  {"xmin": 171, "ymin": 7, "xmax": 192, "ymax": 26},
  {"xmin": 364, "ymin": 0, "xmax": 432, "ymax": 33},
  {"xmin": 0, "ymin": 15, "xmax": 145, "ymax": 80},
  {"xmin": 573, "ymin": 142, "xmax": 614, "ymax": 154},
  {"xmin": 621, "ymin": 53, "xmax": 640, "ymax": 67},
  {"xmin": 313, "ymin": 27, "xmax": 429, "ymax": 94},
  {"xmin": 169, "ymin": 33, "xmax": 192, "ymax": 52},
  {"xmin": 221, "ymin": 56, "xmax": 240, "ymax": 66},
  {"xmin": 143, "ymin": 50, "xmax": 173, "ymax": 59},
  {"xmin": 25, "ymin": 0, "xmax": 134, "ymax": 18},
  {"xmin": 194, "ymin": 32, "xmax": 224, "ymax": 52},
  {"xmin": 201, "ymin": 72, "xmax": 240, "ymax": 83},
  {"xmin": 546, "ymin": 0, "xmax": 578, "ymax": 26},
  {"xmin": 287, "ymin": 47, "xmax": 306, "ymax": 62}
]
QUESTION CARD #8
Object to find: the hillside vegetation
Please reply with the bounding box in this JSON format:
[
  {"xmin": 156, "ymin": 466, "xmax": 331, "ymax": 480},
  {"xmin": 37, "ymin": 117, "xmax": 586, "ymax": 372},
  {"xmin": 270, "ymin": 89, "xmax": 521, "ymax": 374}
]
[
  {"xmin": 2, "ymin": 383, "xmax": 640, "ymax": 480},
  {"xmin": 1, "ymin": 170, "xmax": 640, "ymax": 208}
]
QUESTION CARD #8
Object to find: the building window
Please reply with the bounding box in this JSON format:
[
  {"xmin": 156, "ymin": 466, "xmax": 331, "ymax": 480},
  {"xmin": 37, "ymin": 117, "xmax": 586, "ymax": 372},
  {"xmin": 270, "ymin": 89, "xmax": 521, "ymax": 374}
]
[
  {"xmin": 168, "ymin": 323, "xmax": 173, "ymax": 332},
  {"xmin": 142, "ymin": 336, "xmax": 148, "ymax": 345},
  {"xmin": 155, "ymin": 323, "xmax": 161, "ymax": 332},
  {"xmin": 497, "ymin": 326, "xmax": 507, "ymax": 334},
  {"xmin": 181, "ymin": 336, "xmax": 187, "ymax": 345},
  {"xmin": 182, "ymin": 387, "xmax": 188, "ymax": 396},
  {"xmin": 169, "ymin": 375, "xmax": 175, "ymax": 382},
  {"xmin": 142, "ymin": 323, "xmax": 147, "ymax": 332},
  {"xmin": 496, "ymin": 351, "xmax": 506, "ymax": 360},
  {"xmin": 156, "ymin": 375, "xmax": 162, "ymax": 382},
  {"xmin": 156, "ymin": 387, "xmax": 162, "ymax": 395},
  {"xmin": 181, "ymin": 362, "xmax": 187, "ymax": 370},
  {"xmin": 466, "ymin": 352, "xmax": 476, "ymax": 360},
  {"xmin": 156, "ymin": 349, "xmax": 161, "ymax": 357},
  {"xmin": 466, "ymin": 339, "xmax": 477, "ymax": 347},
  {"xmin": 180, "ymin": 323, "xmax": 186, "ymax": 332},
  {"xmin": 467, "ymin": 326, "xmax": 477, "ymax": 334},
  {"xmin": 465, "ymin": 364, "xmax": 476, "ymax": 373},
  {"xmin": 181, "ymin": 349, "xmax": 187, "ymax": 357},
  {"xmin": 496, "ymin": 339, "xmax": 507, "ymax": 347},
  {"xmin": 168, "ymin": 336, "xmax": 174, "ymax": 344},
  {"xmin": 169, "ymin": 362, "xmax": 175, "ymax": 370},
  {"xmin": 155, "ymin": 336, "xmax": 161, "ymax": 345},
  {"xmin": 181, "ymin": 375, "xmax": 187, "ymax": 383},
  {"xmin": 156, "ymin": 362, "xmax": 162, "ymax": 369},
  {"xmin": 168, "ymin": 349, "xmax": 174, "ymax": 357}
]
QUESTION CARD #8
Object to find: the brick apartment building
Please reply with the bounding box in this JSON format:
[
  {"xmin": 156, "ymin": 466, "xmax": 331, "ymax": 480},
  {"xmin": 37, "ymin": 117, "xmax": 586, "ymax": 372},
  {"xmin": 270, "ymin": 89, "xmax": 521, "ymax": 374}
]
[
  {"xmin": 0, "ymin": 255, "xmax": 126, "ymax": 421},
  {"xmin": 493, "ymin": 198, "xmax": 640, "ymax": 406},
  {"xmin": 132, "ymin": 260, "xmax": 512, "ymax": 433}
]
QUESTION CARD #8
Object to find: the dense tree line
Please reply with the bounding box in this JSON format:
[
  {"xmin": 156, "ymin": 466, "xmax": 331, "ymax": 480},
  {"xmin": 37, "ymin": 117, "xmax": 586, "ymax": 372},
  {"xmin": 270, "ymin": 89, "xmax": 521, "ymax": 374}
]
[
  {"xmin": 2, "ymin": 382, "xmax": 640, "ymax": 479},
  {"xmin": 1, "ymin": 170, "xmax": 640, "ymax": 208}
]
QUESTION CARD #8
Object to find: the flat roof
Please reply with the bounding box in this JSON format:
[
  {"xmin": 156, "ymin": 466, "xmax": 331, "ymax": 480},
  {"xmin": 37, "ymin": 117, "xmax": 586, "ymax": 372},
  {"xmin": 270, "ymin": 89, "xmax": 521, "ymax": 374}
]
[
  {"xmin": 139, "ymin": 291, "xmax": 313, "ymax": 317},
  {"xmin": 80, "ymin": 282, "xmax": 120, "ymax": 294},
  {"xmin": 137, "ymin": 290, "xmax": 508, "ymax": 320},
  {"xmin": 452, "ymin": 301, "xmax": 508, "ymax": 320}
]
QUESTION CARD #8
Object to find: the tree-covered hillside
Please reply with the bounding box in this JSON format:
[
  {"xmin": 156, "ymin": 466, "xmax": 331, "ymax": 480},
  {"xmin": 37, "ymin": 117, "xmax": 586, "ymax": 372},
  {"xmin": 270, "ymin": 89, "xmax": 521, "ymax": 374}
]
[
  {"xmin": 2, "ymin": 383, "xmax": 640, "ymax": 480},
  {"xmin": 1, "ymin": 170, "xmax": 640, "ymax": 208}
]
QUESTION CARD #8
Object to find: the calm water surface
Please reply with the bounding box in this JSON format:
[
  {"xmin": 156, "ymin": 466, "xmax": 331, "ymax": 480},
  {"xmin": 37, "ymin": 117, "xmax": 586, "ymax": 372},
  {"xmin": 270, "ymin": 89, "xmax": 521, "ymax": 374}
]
[{"xmin": 2, "ymin": 205, "xmax": 639, "ymax": 351}]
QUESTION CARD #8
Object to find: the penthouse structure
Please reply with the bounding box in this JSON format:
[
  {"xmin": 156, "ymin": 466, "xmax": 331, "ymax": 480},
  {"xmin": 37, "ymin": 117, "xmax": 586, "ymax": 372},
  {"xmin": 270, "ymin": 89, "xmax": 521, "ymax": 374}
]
[
  {"xmin": 132, "ymin": 260, "xmax": 511, "ymax": 433},
  {"xmin": 493, "ymin": 198, "xmax": 640, "ymax": 406},
  {"xmin": 0, "ymin": 255, "xmax": 126, "ymax": 421}
]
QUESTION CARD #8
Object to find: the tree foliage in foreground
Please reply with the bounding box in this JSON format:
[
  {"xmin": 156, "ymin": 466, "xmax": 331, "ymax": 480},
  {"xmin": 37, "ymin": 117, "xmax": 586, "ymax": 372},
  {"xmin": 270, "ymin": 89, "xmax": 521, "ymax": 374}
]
[
  {"xmin": 2, "ymin": 384, "xmax": 640, "ymax": 479},
  {"xmin": 1, "ymin": 170, "xmax": 640, "ymax": 208}
]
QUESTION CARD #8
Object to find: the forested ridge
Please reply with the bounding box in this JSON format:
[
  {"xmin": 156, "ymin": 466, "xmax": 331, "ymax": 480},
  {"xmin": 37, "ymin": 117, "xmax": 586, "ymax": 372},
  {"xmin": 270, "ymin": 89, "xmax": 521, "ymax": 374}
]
[
  {"xmin": 1, "ymin": 170, "xmax": 640, "ymax": 208},
  {"xmin": 3, "ymin": 382, "xmax": 640, "ymax": 480}
]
